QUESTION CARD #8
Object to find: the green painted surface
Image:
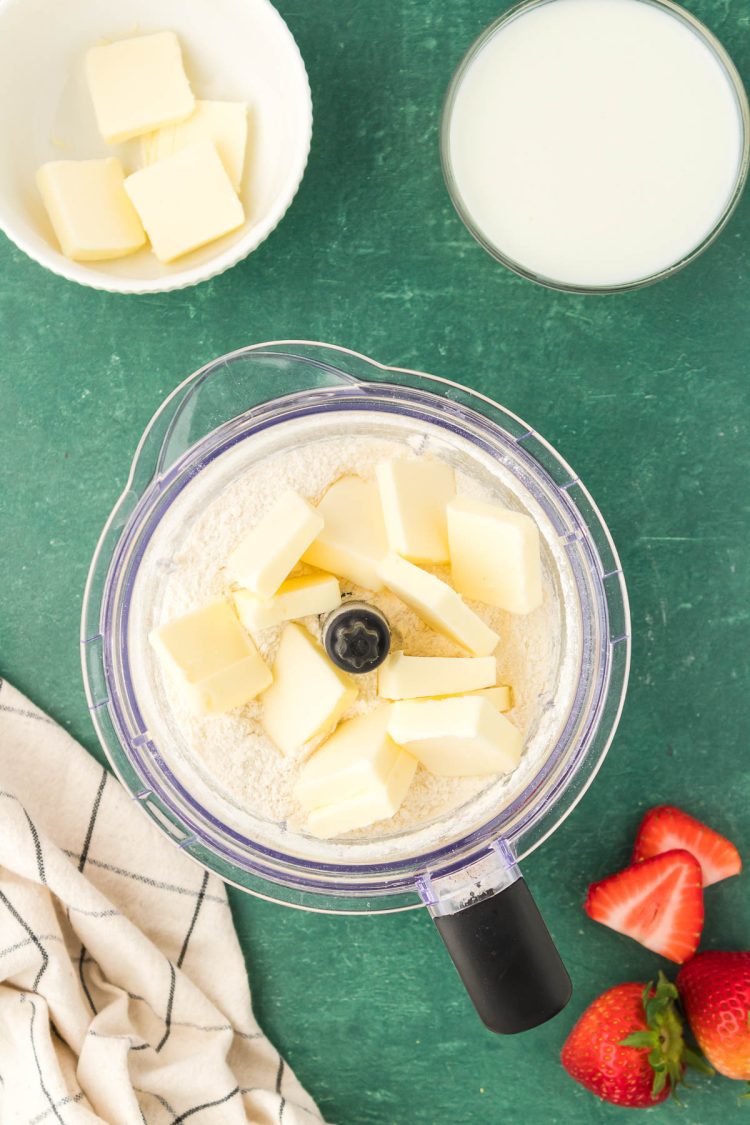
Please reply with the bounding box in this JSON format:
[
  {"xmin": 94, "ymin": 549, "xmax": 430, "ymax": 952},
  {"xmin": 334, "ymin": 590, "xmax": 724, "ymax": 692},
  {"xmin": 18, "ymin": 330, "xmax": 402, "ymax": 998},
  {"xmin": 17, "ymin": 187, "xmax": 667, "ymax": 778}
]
[{"xmin": 1, "ymin": 1, "xmax": 749, "ymax": 1120}]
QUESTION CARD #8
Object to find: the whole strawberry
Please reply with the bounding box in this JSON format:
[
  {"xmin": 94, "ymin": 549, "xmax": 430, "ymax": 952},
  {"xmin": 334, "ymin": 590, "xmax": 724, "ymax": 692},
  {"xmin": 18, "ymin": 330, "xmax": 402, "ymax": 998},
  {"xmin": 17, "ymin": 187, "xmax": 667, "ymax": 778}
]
[
  {"xmin": 677, "ymin": 951, "xmax": 750, "ymax": 1080},
  {"xmin": 561, "ymin": 973, "xmax": 707, "ymax": 1107}
]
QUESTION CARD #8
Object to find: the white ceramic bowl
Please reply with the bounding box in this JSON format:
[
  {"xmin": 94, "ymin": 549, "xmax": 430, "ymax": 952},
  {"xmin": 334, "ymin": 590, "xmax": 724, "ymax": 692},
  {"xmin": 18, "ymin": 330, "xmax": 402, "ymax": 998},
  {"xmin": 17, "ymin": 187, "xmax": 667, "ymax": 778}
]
[{"xmin": 0, "ymin": 0, "xmax": 313, "ymax": 292}]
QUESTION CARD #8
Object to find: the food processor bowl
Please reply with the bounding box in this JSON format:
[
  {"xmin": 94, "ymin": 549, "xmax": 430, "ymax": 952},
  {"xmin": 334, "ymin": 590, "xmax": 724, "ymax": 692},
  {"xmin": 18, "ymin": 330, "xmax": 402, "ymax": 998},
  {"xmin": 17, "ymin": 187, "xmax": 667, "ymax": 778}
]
[{"xmin": 82, "ymin": 341, "xmax": 630, "ymax": 1033}]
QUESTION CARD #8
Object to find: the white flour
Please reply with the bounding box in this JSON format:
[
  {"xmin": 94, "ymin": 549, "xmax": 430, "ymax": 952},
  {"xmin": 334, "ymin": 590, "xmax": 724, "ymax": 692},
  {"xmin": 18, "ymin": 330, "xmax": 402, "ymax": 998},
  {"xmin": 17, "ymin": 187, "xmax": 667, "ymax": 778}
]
[{"xmin": 151, "ymin": 430, "xmax": 561, "ymax": 842}]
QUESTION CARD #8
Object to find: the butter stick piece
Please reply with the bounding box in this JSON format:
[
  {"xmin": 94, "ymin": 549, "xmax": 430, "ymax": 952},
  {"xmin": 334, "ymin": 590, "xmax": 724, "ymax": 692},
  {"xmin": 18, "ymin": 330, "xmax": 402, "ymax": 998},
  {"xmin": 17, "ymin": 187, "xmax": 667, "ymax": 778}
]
[
  {"xmin": 389, "ymin": 696, "xmax": 522, "ymax": 776},
  {"xmin": 378, "ymin": 652, "xmax": 496, "ymax": 700},
  {"xmin": 150, "ymin": 601, "xmax": 271, "ymax": 715},
  {"xmin": 227, "ymin": 491, "xmax": 324, "ymax": 600},
  {"xmin": 37, "ymin": 158, "xmax": 146, "ymax": 261},
  {"xmin": 295, "ymin": 705, "xmax": 406, "ymax": 810},
  {"xmin": 141, "ymin": 100, "xmax": 247, "ymax": 191},
  {"xmin": 447, "ymin": 496, "xmax": 543, "ymax": 614},
  {"xmin": 300, "ymin": 708, "xmax": 418, "ymax": 838},
  {"xmin": 234, "ymin": 572, "xmax": 340, "ymax": 632},
  {"xmin": 124, "ymin": 141, "xmax": 244, "ymax": 263},
  {"xmin": 378, "ymin": 553, "xmax": 499, "ymax": 657},
  {"xmin": 86, "ymin": 32, "xmax": 195, "ymax": 145},
  {"xmin": 261, "ymin": 623, "xmax": 357, "ymax": 755},
  {"xmin": 376, "ymin": 458, "xmax": 455, "ymax": 563},
  {"xmin": 302, "ymin": 477, "xmax": 388, "ymax": 591},
  {"xmin": 466, "ymin": 685, "xmax": 513, "ymax": 712},
  {"xmin": 305, "ymin": 751, "xmax": 418, "ymax": 838}
]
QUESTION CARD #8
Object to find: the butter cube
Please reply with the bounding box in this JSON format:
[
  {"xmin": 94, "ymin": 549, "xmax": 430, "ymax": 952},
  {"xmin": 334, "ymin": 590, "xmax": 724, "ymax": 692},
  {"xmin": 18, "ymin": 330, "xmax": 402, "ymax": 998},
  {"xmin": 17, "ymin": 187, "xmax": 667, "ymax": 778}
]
[
  {"xmin": 447, "ymin": 497, "xmax": 543, "ymax": 614},
  {"xmin": 150, "ymin": 601, "xmax": 271, "ymax": 715},
  {"xmin": 378, "ymin": 553, "xmax": 499, "ymax": 656},
  {"xmin": 467, "ymin": 685, "xmax": 513, "ymax": 712},
  {"xmin": 305, "ymin": 749, "xmax": 418, "ymax": 838},
  {"xmin": 86, "ymin": 32, "xmax": 195, "ymax": 145},
  {"xmin": 378, "ymin": 652, "xmax": 496, "ymax": 700},
  {"xmin": 227, "ymin": 491, "xmax": 324, "ymax": 600},
  {"xmin": 302, "ymin": 477, "xmax": 388, "ymax": 591},
  {"xmin": 261, "ymin": 623, "xmax": 358, "ymax": 755},
  {"xmin": 36, "ymin": 158, "xmax": 146, "ymax": 261},
  {"xmin": 389, "ymin": 697, "xmax": 522, "ymax": 776},
  {"xmin": 295, "ymin": 705, "xmax": 414, "ymax": 810},
  {"xmin": 233, "ymin": 572, "xmax": 341, "ymax": 632},
  {"xmin": 125, "ymin": 141, "xmax": 245, "ymax": 263},
  {"xmin": 376, "ymin": 459, "xmax": 455, "ymax": 563},
  {"xmin": 141, "ymin": 100, "xmax": 247, "ymax": 191}
]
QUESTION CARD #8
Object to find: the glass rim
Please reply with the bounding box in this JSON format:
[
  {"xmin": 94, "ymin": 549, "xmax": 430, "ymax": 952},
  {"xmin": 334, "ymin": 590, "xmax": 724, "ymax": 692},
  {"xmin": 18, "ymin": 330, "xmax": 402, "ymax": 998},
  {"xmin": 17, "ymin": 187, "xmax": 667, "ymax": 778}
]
[
  {"xmin": 440, "ymin": 0, "xmax": 750, "ymax": 295},
  {"xmin": 82, "ymin": 341, "xmax": 631, "ymax": 912}
]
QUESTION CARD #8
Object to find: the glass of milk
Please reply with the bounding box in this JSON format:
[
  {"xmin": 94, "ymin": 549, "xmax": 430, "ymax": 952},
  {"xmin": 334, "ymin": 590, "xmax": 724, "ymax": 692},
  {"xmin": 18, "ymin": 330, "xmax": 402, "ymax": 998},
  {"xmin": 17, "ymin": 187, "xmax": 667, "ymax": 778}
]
[{"xmin": 442, "ymin": 0, "xmax": 750, "ymax": 292}]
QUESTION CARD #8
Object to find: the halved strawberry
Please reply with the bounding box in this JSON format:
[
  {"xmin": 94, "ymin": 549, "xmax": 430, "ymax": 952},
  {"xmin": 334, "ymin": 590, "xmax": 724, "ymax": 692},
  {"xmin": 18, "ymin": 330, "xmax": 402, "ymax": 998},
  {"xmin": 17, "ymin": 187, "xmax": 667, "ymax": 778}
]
[
  {"xmin": 633, "ymin": 805, "xmax": 742, "ymax": 887},
  {"xmin": 585, "ymin": 850, "xmax": 704, "ymax": 963}
]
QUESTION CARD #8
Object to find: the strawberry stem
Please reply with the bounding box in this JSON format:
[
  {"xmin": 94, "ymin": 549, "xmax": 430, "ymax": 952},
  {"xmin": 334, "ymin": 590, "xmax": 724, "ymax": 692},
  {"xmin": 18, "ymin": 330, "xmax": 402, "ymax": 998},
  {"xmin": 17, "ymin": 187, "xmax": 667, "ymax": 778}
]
[{"xmin": 619, "ymin": 972, "xmax": 711, "ymax": 1101}]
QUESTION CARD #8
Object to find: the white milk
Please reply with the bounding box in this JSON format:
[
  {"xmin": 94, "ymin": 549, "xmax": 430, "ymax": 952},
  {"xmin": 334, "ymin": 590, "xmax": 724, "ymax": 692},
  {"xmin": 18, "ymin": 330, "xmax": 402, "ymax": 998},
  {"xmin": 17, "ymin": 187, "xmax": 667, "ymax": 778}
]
[{"xmin": 446, "ymin": 0, "xmax": 745, "ymax": 288}]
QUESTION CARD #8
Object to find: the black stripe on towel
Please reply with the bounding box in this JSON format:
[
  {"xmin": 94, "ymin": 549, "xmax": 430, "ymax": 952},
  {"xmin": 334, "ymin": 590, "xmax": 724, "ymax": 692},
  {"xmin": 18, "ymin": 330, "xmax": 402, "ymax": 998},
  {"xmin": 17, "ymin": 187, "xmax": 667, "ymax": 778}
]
[
  {"xmin": 60, "ymin": 851, "xmax": 227, "ymax": 904},
  {"xmin": 0, "ymin": 702, "xmax": 54, "ymax": 725},
  {"xmin": 0, "ymin": 889, "xmax": 49, "ymax": 991},
  {"xmin": 277, "ymin": 1056, "xmax": 287, "ymax": 1123},
  {"xmin": 78, "ymin": 943, "xmax": 97, "ymax": 1015},
  {"xmin": 240, "ymin": 1090, "xmax": 322, "ymax": 1122},
  {"xmin": 29, "ymin": 1091, "xmax": 85, "ymax": 1125},
  {"xmin": 171, "ymin": 1085, "xmax": 240, "ymax": 1124},
  {"xmin": 25, "ymin": 997, "xmax": 65, "ymax": 1124},
  {"xmin": 155, "ymin": 962, "xmax": 177, "ymax": 1052},
  {"xmin": 134, "ymin": 1087, "xmax": 178, "ymax": 1122},
  {"xmin": 23, "ymin": 808, "xmax": 46, "ymax": 884},
  {"xmin": 177, "ymin": 870, "xmax": 209, "ymax": 968},
  {"xmin": 78, "ymin": 768, "xmax": 107, "ymax": 872}
]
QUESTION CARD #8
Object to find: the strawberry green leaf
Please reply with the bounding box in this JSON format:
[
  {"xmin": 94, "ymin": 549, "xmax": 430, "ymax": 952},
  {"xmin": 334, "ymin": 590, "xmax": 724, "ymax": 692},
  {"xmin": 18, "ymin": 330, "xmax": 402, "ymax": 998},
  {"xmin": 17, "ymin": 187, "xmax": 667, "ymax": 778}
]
[
  {"xmin": 621, "ymin": 1031, "xmax": 658, "ymax": 1049},
  {"xmin": 627, "ymin": 971, "xmax": 712, "ymax": 1102},
  {"xmin": 682, "ymin": 1047, "xmax": 713, "ymax": 1076},
  {"xmin": 652, "ymin": 1068, "xmax": 668, "ymax": 1097}
]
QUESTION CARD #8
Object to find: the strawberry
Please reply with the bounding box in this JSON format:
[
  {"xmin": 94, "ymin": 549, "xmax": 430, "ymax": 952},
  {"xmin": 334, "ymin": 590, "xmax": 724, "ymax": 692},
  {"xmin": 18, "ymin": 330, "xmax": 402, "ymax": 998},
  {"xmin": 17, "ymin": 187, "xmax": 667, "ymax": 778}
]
[
  {"xmin": 561, "ymin": 973, "xmax": 707, "ymax": 1106},
  {"xmin": 585, "ymin": 849, "xmax": 704, "ymax": 963},
  {"xmin": 677, "ymin": 951, "xmax": 750, "ymax": 1081},
  {"xmin": 633, "ymin": 805, "xmax": 742, "ymax": 887}
]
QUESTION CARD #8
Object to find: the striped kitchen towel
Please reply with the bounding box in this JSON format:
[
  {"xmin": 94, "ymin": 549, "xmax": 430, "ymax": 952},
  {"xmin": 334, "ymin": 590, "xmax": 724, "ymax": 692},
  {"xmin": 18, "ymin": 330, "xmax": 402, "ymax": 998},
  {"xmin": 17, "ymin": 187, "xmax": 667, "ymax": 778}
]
[{"xmin": 0, "ymin": 680, "xmax": 327, "ymax": 1125}]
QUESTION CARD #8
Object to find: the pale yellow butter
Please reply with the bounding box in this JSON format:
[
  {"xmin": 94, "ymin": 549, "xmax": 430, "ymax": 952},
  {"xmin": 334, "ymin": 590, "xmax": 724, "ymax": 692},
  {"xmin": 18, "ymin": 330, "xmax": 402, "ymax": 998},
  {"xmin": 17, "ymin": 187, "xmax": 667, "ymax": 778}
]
[
  {"xmin": 466, "ymin": 685, "xmax": 513, "ymax": 712},
  {"xmin": 378, "ymin": 553, "xmax": 499, "ymax": 656},
  {"xmin": 150, "ymin": 601, "xmax": 271, "ymax": 715},
  {"xmin": 37, "ymin": 158, "xmax": 146, "ymax": 261},
  {"xmin": 389, "ymin": 696, "xmax": 522, "ymax": 776},
  {"xmin": 86, "ymin": 31, "xmax": 195, "ymax": 145},
  {"xmin": 141, "ymin": 100, "xmax": 248, "ymax": 191},
  {"xmin": 227, "ymin": 491, "xmax": 324, "ymax": 599},
  {"xmin": 447, "ymin": 496, "xmax": 543, "ymax": 614},
  {"xmin": 376, "ymin": 458, "xmax": 455, "ymax": 563},
  {"xmin": 305, "ymin": 749, "xmax": 418, "ymax": 838},
  {"xmin": 378, "ymin": 652, "xmax": 496, "ymax": 700},
  {"xmin": 261, "ymin": 623, "xmax": 358, "ymax": 755},
  {"xmin": 302, "ymin": 477, "xmax": 388, "ymax": 591},
  {"xmin": 299, "ymin": 707, "xmax": 418, "ymax": 837},
  {"xmin": 234, "ymin": 572, "xmax": 340, "ymax": 632},
  {"xmin": 124, "ymin": 140, "xmax": 245, "ymax": 263},
  {"xmin": 295, "ymin": 705, "xmax": 412, "ymax": 811}
]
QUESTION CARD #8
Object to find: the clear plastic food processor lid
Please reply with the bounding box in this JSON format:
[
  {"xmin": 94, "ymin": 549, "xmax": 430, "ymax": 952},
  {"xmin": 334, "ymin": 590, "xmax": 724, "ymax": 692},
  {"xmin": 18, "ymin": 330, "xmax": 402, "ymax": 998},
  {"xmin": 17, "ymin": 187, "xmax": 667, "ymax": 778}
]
[{"xmin": 82, "ymin": 342, "xmax": 630, "ymax": 915}]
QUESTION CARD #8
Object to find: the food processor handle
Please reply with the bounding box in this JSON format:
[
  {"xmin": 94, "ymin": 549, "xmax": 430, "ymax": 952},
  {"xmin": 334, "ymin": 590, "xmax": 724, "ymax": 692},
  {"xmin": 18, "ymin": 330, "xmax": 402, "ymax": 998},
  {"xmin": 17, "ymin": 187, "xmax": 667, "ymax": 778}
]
[{"xmin": 426, "ymin": 872, "xmax": 572, "ymax": 1034}]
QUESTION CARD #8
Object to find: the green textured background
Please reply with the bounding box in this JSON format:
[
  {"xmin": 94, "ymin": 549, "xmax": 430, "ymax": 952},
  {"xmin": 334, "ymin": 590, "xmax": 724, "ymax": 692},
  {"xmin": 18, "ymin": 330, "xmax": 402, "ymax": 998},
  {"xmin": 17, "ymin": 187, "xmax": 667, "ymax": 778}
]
[{"xmin": 2, "ymin": 1, "xmax": 749, "ymax": 1121}]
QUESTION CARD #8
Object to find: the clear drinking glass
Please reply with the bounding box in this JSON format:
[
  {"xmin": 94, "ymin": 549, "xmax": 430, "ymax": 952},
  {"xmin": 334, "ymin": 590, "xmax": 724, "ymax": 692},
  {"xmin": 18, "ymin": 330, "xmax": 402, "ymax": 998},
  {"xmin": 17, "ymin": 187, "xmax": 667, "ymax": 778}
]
[{"xmin": 441, "ymin": 0, "xmax": 750, "ymax": 294}]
